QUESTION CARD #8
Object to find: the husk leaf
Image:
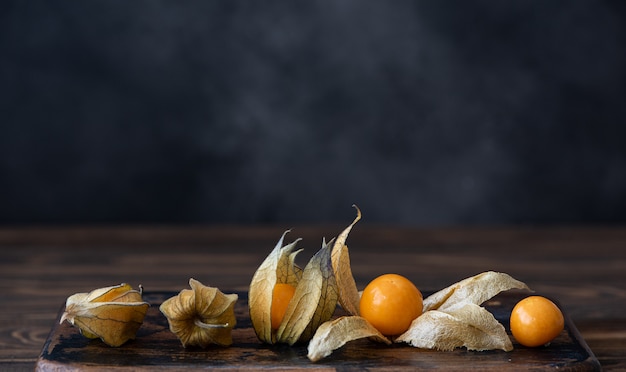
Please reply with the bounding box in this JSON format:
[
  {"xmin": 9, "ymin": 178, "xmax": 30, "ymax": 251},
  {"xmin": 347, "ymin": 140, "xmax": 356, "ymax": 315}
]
[
  {"xmin": 396, "ymin": 302, "xmax": 513, "ymax": 351},
  {"xmin": 395, "ymin": 271, "xmax": 530, "ymax": 352},
  {"xmin": 423, "ymin": 271, "xmax": 531, "ymax": 312},
  {"xmin": 307, "ymin": 316, "xmax": 391, "ymax": 362},
  {"xmin": 276, "ymin": 240, "xmax": 338, "ymax": 344},
  {"xmin": 330, "ymin": 205, "xmax": 362, "ymax": 316},
  {"xmin": 248, "ymin": 231, "xmax": 302, "ymax": 343}
]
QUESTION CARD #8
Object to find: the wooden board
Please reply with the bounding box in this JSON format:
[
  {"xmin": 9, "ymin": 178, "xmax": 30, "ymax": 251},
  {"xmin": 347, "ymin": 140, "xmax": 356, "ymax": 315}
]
[{"xmin": 36, "ymin": 290, "xmax": 601, "ymax": 371}]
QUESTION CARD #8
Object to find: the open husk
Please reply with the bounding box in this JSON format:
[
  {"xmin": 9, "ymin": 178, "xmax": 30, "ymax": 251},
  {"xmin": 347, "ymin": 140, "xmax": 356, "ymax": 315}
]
[
  {"xmin": 249, "ymin": 207, "xmax": 363, "ymax": 345},
  {"xmin": 249, "ymin": 232, "xmax": 338, "ymax": 344},
  {"xmin": 307, "ymin": 315, "xmax": 390, "ymax": 362}
]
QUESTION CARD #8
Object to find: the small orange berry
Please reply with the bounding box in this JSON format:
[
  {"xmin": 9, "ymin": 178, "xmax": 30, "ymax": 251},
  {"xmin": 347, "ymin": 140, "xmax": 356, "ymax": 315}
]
[
  {"xmin": 510, "ymin": 295, "xmax": 564, "ymax": 347},
  {"xmin": 271, "ymin": 283, "xmax": 296, "ymax": 330},
  {"xmin": 359, "ymin": 274, "xmax": 423, "ymax": 336}
]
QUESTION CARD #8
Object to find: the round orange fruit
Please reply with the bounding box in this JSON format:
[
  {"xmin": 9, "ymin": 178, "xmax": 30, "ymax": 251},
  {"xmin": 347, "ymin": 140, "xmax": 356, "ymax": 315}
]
[
  {"xmin": 510, "ymin": 295, "xmax": 564, "ymax": 347},
  {"xmin": 359, "ymin": 273, "xmax": 423, "ymax": 336}
]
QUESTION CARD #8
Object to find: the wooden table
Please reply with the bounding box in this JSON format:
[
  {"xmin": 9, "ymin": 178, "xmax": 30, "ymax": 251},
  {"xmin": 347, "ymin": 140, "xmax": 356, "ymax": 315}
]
[{"xmin": 1, "ymin": 225, "xmax": 625, "ymax": 371}]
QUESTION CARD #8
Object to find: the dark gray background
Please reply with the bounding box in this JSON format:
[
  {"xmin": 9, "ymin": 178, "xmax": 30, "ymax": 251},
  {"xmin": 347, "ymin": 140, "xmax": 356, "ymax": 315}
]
[{"xmin": 1, "ymin": 1, "xmax": 625, "ymax": 226}]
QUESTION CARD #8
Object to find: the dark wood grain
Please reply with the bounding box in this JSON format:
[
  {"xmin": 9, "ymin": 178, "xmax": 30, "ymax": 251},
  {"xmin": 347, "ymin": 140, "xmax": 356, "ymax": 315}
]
[{"xmin": 1, "ymin": 226, "xmax": 625, "ymax": 370}]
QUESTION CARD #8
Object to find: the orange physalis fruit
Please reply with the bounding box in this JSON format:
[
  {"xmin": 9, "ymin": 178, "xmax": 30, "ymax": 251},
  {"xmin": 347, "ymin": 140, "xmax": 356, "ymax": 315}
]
[
  {"xmin": 271, "ymin": 283, "xmax": 296, "ymax": 330},
  {"xmin": 510, "ymin": 295, "xmax": 564, "ymax": 347},
  {"xmin": 359, "ymin": 273, "xmax": 423, "ymax": 336}
]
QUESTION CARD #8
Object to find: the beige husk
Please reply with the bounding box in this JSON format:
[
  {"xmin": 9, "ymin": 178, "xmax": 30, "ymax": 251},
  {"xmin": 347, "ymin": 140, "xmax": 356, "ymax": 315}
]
[
  {"xmin": 395, "ymin": 302, "xmax": 513, "ymax": 351},
  {"xmin": 60, "ymin": 283, "xmax": 149, "ymax": 347},
  {"xmin": 274, "ymin": 241, "xmax": 338, "ymax": 344},
  {"xmin": 330, "ymin": 205, "xmax": 362, "ymax": 316},
  {"xmin": 248, "ymin": 231, "xmax": 303, "ymax": 344},
  {"xmin": 159, "ymin": 278, "xmax": 237, "ymax": 347},
  {"xmin": 422, "ymin": 271, "xmax": 531, "ymax": 312},
  {"xmin": 307, "ymin": 316, "xmax": 391, "ymax": 362}
]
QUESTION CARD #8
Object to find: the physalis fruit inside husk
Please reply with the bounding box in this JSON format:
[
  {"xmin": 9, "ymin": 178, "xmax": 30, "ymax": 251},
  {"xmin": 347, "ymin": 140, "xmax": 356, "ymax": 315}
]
[
  {"xmin": 249, "ymin": 206, "xmax": 363, "ymax": 345},
  {"xmin": 60, "ymin": 283, "xmax": 150, "ymax": 347},
  {"xmin": 159, "ymin": 278, "xmax": 238, "ymax": 347}
]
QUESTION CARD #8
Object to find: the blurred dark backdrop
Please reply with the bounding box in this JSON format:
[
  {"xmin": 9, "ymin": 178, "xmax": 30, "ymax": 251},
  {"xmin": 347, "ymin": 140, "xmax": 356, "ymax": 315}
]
[{"xmin": 1, "ymin": 1, "xmax": 625, "ymax": 226}]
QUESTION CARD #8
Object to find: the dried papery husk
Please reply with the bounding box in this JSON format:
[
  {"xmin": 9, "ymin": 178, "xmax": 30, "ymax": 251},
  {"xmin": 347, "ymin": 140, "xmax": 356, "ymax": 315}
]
[
  {"xmin": 395, "ymin": 271, "xmax": 530, "ymax": 352},
  {"xmin": 330, "ymin": 205, "xmax": 362, "ymax": 316},
  {"xmin": 159, "ymin": 278, "xmax": 237, "ymax": 347},
  {"xmin": 423, "ymin": 271, "xmax": 531, "ymax": 312},
  {"xmin": 60, "ymin": 283, "xmax": 149, "ymax": 347},
  {"xmin": 277, "ymin": 245, "xmax": 304, "ymax": 286},
  {"xmin": 396, "ymin": 302, "xmax": 513, "ymax": 351},
  {"xmin": 249, "ymin": 231, "xmax": 302, "ymax": 343},
  {"xmin": 308, "ymin": 316, "xmax": 390, "ymax": 362},
  {"xmin": 275, "ymin": 240, "xmax": 338, "ymax": 344}
]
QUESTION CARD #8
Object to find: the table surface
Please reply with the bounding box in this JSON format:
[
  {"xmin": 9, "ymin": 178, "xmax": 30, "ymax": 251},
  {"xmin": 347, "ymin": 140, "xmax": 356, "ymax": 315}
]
[{"xmin": 1, "ymin": 225, "xmax": 625, "ymax": 371}]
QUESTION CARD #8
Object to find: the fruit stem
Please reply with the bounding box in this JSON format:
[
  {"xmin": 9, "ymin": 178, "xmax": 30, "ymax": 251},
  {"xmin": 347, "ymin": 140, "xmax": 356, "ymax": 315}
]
[{"xmin": 194, "ymin": 318, "xmax": 229, "ymax": 329}]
